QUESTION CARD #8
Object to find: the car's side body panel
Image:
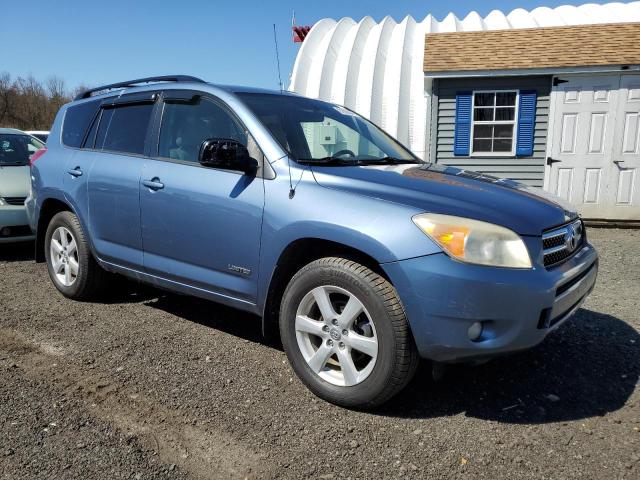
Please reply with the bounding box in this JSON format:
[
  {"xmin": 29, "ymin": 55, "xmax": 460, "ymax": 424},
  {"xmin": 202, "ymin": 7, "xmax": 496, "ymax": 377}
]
[
  {"xmin": 87, "ymin": 151, "xmax": 146, "ymax": 269},
  {"xmin": 140, "ymin": 158, "xmax": 265, "ymax": 303}
]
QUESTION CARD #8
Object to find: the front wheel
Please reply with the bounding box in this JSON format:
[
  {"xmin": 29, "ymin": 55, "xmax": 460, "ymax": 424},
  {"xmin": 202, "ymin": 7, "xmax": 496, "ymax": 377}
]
[{"xmin": 280, "ymin": 257, "xmax": 419, "ymax": 409}]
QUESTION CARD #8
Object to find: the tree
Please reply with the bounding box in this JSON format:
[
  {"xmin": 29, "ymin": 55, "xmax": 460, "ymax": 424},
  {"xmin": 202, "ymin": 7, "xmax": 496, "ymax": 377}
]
[{"xmin": 0, "ymin": 72, "xmax": 80, "ymax": 131}]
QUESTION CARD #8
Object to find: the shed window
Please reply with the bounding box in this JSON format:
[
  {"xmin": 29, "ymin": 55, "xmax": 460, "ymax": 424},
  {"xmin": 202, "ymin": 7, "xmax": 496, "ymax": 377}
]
[{"xmin": 471, "ymin": 90, "xmax": 518, "ymax": 155}]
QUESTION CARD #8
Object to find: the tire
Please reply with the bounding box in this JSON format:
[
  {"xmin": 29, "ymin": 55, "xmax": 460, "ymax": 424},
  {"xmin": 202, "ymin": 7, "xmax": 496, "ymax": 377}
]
[
  {"xmin": 44, "ymin": 211, "xmax": 109, "ymax": 300},
  {"xmin": 280, "ymin": 257, "xmax": 419, "ymax": 409}
]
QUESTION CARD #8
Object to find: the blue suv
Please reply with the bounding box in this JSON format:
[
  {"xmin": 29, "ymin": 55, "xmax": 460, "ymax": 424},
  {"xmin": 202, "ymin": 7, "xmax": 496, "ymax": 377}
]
[{"xmin": 28, "ymin": 76, "xmax": 598, "ymax": 408}]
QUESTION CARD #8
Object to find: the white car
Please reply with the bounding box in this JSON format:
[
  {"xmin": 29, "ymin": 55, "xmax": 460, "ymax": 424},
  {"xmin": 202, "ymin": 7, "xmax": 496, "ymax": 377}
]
[
  {"xmin": 1, "ymin": 128, "xmax": 45, "ymax": 243},
  {"xmin": 25, "ymin": 130, "xmax": 49, "ymax": 143}
]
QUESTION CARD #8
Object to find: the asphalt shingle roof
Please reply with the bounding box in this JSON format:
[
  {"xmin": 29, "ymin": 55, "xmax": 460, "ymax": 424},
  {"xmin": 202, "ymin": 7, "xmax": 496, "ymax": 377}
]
[{"xmin": 424, "ymin": 22, "xmax": 640, "ymax": 73}]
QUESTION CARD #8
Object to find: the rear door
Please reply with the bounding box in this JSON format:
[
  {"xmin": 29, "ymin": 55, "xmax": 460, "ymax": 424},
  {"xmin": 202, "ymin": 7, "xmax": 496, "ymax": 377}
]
[
  {"xmin": 86, "ymin": 92, "xmax": 157, "ymax": 269},
  {"xmin": 139, "ymin": 90, "xmax": 265, "ymax": 305}
]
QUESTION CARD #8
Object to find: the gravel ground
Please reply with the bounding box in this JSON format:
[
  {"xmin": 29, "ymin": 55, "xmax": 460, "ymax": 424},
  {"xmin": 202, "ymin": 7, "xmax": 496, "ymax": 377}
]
[{"xmin": 1, "ymin": 228, "xmax": 638, "ymax": 479}]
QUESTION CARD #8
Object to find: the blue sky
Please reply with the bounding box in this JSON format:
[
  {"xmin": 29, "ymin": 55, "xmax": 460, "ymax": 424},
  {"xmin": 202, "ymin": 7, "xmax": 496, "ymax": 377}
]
[{"xmin": 3, "ymin": 0, "xmax": 602, "ymax": 92}]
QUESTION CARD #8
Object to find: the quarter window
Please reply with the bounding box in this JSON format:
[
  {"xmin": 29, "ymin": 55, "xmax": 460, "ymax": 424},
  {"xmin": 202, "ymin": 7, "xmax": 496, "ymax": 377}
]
[
  {"xmin": 62, "ymin": 100, "xmax": 100, "ymax": 148},
  {"xmin": 95, "ymin": 103, "xmax": 154, "ymax": 155},
  {"xmin": 471, "ymin": 91, "xmax": 518, "ymax": 154},
  {"xmin": 158, "ymin": 97, "xmax": 247, "ymax": 163}
]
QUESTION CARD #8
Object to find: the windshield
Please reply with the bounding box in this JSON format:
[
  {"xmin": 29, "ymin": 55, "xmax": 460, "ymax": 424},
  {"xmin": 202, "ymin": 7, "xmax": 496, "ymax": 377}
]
[
  {"xmin": 237, "ymin": 93, "xmax": 419, "ymax": 165},
  {"xmin": 0, "ymin": 134, "xmax": 44, "ymax": 166}
]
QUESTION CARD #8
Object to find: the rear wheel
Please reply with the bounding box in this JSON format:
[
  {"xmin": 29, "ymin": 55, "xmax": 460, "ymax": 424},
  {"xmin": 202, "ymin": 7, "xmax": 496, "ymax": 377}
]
[
  {"xmin": 280, "ymin": 257, "xmax": 419, "ymax": 408},
  {"xmin": 44, "ymin": 211, "xmax": 108, "ymax": 300}
]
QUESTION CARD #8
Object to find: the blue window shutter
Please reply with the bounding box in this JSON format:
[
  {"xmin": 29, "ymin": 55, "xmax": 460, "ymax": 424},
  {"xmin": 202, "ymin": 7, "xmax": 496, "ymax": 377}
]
[
  {"xmin": 516, "ymin": 90, "xmax": 537, "ymax": 156},
  {"xmin": 453, "ymin": 92, "xmax": 472, "ymax": 156}
]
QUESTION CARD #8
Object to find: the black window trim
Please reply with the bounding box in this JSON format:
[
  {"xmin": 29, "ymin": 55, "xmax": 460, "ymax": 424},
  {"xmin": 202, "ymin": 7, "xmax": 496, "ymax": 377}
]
[
  {"xmin": 61, "ymin": 88, "xmax": 274, "ymax": 179},
  {"xmin": 72, "ymin": 91, "xmax": 159, "ymax": 158},
  {"xmin": 81, "ymin": 105, "xmax": 105, "ymax": 149},
  {"xmin": 147, "ymin": 89, "xmax": 271, "ymax": 178}
]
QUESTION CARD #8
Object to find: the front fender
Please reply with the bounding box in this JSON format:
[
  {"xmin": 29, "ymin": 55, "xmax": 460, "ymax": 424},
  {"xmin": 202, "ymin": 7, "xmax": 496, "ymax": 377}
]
[{"xmin": 256, "ymin": 170, "xmax": 442, "ymax": 311}]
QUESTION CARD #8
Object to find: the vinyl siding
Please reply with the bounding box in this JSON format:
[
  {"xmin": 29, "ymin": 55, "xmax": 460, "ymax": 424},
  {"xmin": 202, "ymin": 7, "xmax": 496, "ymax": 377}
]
[{"xmin": 434, "ymin": 76, "xmax": 551, "ymax": 188}]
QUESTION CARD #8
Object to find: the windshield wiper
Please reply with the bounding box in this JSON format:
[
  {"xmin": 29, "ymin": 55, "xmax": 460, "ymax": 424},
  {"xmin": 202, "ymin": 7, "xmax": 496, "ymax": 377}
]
[
  {"xmin": 297, "ymin": 156, "xmax": 421, "ymax": 166},
  {"xmin": 362, "ymin": 157, "xmax": 421, "ymax": 165},
  {"xmin": 296, "ymin": 157, "xmax": 358, "ymax": 166}
]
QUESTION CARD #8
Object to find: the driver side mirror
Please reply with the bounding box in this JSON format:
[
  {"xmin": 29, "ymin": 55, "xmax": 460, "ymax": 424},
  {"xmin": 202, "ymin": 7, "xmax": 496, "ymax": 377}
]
[{"xmin": 198, "ymin": 138, "xmax": 257, "ymax": 174}]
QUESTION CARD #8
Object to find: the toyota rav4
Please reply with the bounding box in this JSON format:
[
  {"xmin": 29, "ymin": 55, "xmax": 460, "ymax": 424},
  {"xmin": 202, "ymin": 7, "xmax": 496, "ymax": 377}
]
[{"xmin": 28, "ymin": 76, "xmax": 598, "ymax": 408}]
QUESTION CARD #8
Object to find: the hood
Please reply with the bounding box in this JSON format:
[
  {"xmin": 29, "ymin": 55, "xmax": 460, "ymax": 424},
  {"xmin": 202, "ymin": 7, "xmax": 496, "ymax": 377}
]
[
  {"xmin": 311, "ymin": 163, "xmax": 577, "ymax": 236},
  {"xmin": 0, "ymin": 165, "xmax": 30, "ymax": 198}
]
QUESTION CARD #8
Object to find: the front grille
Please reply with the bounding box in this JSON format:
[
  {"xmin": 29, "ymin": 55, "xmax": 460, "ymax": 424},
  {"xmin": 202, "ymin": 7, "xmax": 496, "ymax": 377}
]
[
  {"xmin": 2, "ymin": 196, "xmax": 27, "ymax": 206},
  {"xmin": 542, "ymin": 219, "xmax": 584, "ymax": 268}
]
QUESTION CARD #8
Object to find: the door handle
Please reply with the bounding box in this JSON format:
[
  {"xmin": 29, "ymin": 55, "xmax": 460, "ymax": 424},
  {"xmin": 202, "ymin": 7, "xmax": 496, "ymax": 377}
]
[
  {"xmin": 142, "ymin": 177, "xmax": 164, "ymax": 190},
  {"xmin": 546, "ymin": 157, "xmax": 562, "ymax": 166},
  {"xmin": 613, "ymin": 160, "xmax": 625, "ymax": 169},
  {"xmin": 67, "ymin": 166, "xmax": 83, "ymax": 177}
]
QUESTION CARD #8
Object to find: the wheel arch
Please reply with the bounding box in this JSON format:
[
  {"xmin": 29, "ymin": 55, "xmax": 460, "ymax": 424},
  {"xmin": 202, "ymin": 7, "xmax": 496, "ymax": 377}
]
[
  {"xmin": 35, "ymin": 197, "xmax": 75, "ymax": 262},
  {"xmin": 261, "ymin": 237, "xmax": 392, "ymax": 342}
]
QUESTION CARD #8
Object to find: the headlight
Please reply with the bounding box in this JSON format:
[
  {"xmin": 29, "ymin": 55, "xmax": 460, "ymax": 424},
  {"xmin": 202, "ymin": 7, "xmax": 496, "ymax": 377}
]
[{"xmin": 412, "ymin": 213, "xmax": 532, "ymax": 269}]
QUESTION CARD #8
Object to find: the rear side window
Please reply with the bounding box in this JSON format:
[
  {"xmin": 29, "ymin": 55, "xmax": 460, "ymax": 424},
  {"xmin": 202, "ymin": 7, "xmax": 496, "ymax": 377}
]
[
  {"xmin": 62, "ymin": 100, "xmax": 100, "ymax": 147},
  {"xmin": 95, "ymin": 103, "xmax": 154, "ymax": 155}
]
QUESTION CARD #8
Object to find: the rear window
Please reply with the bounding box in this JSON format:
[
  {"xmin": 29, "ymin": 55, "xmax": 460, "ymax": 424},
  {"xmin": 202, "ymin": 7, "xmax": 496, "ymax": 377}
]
[
  {"xmin": 62, "ymin": 100, "xmax": 100, "ymax": 147},
  {"xmin": 95, "ymin": 103, "xmax": 154, "ymax": 155}
]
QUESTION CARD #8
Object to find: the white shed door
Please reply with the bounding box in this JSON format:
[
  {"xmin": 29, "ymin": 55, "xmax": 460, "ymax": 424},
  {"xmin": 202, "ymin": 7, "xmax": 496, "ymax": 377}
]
[{"xmin": 547, "ymin": 74, "xmax": 640, "ymax": 220}]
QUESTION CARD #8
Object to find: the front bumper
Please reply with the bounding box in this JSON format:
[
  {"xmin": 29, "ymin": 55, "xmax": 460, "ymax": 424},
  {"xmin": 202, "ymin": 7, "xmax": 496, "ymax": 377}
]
[
  {"xmin": 382, "ymin": 241, "xmax": 598, "ymax": 362},
  {"xmin": 0, "ymin": 205, "xmax": 36, "ymax": 243}
]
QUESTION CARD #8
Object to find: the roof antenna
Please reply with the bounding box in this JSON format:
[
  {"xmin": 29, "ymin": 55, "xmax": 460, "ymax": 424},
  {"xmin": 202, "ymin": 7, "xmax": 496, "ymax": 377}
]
[
  {"xmin": 273, "ymin": 23, "xmax": 284, "ymax": 94},
  {"xmin": 273, "ymin": 21, "xmax": 296, "ymax": 198}
]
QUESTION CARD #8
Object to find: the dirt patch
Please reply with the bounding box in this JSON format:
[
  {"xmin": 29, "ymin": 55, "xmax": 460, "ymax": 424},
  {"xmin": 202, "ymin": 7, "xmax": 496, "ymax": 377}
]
[{"xmin": 0, "ymin": 329, "xmax": 268, "ymax": 480}]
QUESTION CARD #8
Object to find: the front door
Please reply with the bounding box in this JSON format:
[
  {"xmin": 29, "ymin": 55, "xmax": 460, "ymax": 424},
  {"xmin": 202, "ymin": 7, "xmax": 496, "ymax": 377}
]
[
  {"xmin": 547, "ymin": 74, "xmax": 640, "ymax": 220},
  {"xmin": 140, "ymin": 92, "xmax": 264, "ymax": 306}
]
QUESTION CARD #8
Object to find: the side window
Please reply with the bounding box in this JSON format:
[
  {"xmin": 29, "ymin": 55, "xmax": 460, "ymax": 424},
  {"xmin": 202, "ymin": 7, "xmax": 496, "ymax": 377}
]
[
  {"xmin": 158, "ymin": 97, "xmax": 247, "ymax": 163},
  {"xmin": 62, "ymin": 100, "xmax": 100, "ymax": 147},
  {"xmin": 95, "ymin": 103, "xmax": 154, "ymax": 155}
]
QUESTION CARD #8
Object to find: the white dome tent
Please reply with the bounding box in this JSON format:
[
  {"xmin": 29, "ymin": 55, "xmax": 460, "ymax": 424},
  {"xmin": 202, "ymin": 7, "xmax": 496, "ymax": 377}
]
[{"xmin": 289, "ymin": 2, "xmax": 640, "ymax": 159}]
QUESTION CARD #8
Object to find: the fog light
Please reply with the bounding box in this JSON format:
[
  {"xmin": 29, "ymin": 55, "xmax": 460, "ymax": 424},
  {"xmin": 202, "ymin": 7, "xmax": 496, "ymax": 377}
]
[
  {"xmin": 468, "ymin": 321, "xmax": 483, "ymax": 341},
  {"xmin": 0, "ymin": 227, "xmax": 10, "ymax": 237}
]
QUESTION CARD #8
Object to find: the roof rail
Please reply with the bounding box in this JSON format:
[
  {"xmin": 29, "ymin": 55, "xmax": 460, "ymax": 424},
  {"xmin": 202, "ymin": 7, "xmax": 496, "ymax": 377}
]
[{"xmin": 74, "ymin": 75, "xmax": 206, "ymax": 100}]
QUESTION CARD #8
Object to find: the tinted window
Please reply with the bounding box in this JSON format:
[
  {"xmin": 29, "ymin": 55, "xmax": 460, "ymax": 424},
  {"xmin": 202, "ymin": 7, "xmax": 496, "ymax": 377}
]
[
  {"xmin": 0, "ymin": 134, "xmax": 44, "ymax": 166},
  {"xmin": 96, "ymin": 103, "xmax": 154, "ymax": 155},
  {"xmin": 62, "ymin": 100, "xmax": 100, "ymax": 147},
  {"xmin": 158, "ymin": 97, "xmax": 246, "ymax": 163}
]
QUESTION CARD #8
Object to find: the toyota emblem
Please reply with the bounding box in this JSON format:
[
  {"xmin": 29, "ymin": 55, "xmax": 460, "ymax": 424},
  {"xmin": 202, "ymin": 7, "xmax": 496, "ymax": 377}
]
[{"xmin": 564, "ymin": 224, "xmax": 577, "ymax": 252}]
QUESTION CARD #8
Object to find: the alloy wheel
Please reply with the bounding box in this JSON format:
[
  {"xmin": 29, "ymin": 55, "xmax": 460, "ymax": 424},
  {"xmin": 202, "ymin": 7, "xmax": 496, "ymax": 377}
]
[
  {"xmin": 49, "ymin": 226, "xmax": 79, "ymax": 287},
  {"xmin": 295, "ymin": 285, "xmax": 378, "ymax": 387}
]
